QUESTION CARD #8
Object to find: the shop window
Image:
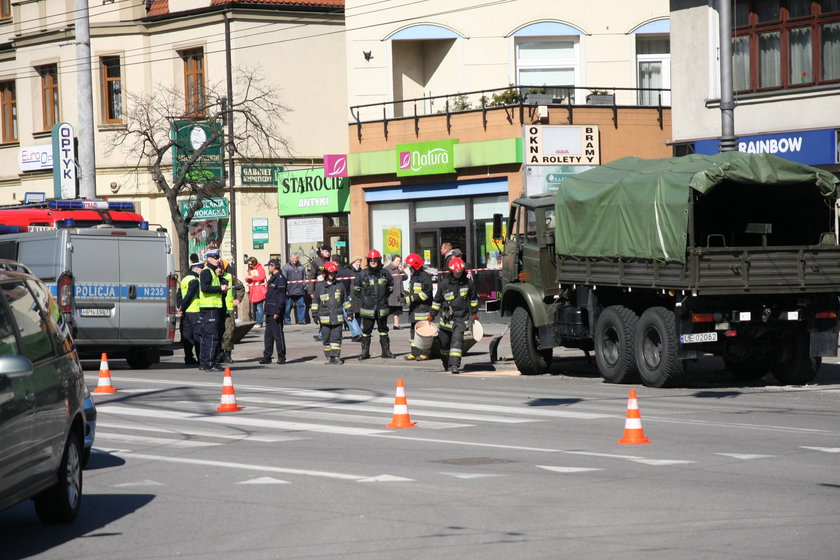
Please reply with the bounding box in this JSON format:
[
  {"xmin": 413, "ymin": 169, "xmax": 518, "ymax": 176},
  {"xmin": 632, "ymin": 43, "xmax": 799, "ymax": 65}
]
[
  {"xmin": 733, "ymin": 0, "xmax": 840, "ymax": 92},
  {"xmin": 370, "ymin": 202, "xmax": 410, "ymax": 258},
  {"xmin": 415, "ymin": 199, "xmax": 465, "ymax": 222}
]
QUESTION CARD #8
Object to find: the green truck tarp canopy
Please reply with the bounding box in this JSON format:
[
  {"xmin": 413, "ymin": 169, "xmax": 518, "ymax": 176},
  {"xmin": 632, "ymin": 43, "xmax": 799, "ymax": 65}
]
[{"xmin": 553, "ymin": 152, "xmax": 839, "ymax": 263}]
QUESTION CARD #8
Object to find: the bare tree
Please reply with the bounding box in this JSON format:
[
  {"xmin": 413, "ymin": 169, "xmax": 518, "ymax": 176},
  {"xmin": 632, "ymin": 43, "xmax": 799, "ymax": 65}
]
[{"xmin": 107, "ymin": 67, "xmax": 292, "ymax": 273}]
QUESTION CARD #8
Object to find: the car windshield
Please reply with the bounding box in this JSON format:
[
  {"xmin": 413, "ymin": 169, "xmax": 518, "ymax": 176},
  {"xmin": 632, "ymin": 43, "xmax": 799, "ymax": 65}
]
[{"xmin": 0, "ymin": 296, "xmax": 19, "ymax": 355}]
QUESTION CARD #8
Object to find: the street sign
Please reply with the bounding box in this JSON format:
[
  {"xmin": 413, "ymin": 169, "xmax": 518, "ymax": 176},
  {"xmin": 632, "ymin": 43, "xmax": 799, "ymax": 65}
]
[
  {"xmin": 180, "ymin": 198, "xmax": 229, "ymax": 220},
  {"xmin": 171, "ymin": 120, "xmax": 224, "ymax": 184},
  {"xmin": 242, "ymin": 165, "xmax": 284, "ymax": 185}
]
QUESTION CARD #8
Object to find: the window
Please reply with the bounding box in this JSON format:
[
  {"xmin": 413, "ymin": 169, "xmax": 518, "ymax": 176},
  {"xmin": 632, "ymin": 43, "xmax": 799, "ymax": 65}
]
[
  {"xmin": 516, "ymin": 38, "xmax": 579, "ymax": 100},
  {"xmin": 733, "ymin": 1, "xmax": 840, "ymax": 92},
  {"xmin": 3, "ymin": 281, "xmax": 54, "ymax": 363},
  {"xmin": 101, "ymin": 56, "xmax": 122, "ymax": 123},
  {"xmin": 636, "ymin": 36, "xmax": 671, "ymax": 106},
  {"xmin": 38, "ymin": 64, "xmax": 59, "ymax": 130},
  {"xmin": 181, "ymin": 48, "xmax": 205, "ymax": 115},
  {"xmin": 0, "ymin": 81, "xmax": 16, "ymax": 142},
  {"xmin": 0, "ymin": 0, "xmax": 10, "ymax": 19}
]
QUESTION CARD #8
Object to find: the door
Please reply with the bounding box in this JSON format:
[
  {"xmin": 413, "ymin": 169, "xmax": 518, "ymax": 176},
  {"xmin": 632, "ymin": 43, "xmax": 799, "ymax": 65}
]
[
  {"xmin": 71, "ymin": 235, "xmax": 120, "ymax": 340},
  {"xmin": 0, "ymin": 293, "xmax": 33, "ymax": 497},
  {"xmin": 117, "ymin": 236, "xmax": 169, "ymax": 341},
  {"xmin": 414, "ymin": 226, "xmax": 467, "ymax": 271}
]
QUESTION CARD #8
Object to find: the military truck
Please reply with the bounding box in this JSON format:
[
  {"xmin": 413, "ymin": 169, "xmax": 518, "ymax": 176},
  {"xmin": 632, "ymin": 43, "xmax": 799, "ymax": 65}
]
[{"xmin": 495, "ymin": 152, "xmax": 840, "ymax": 387}]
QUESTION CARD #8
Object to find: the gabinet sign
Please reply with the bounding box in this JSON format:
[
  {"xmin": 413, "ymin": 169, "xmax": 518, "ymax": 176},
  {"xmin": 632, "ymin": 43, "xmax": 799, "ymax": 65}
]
[{"xmin": 524, "ymin": 125, "xmax": 600, "ymax": 165}]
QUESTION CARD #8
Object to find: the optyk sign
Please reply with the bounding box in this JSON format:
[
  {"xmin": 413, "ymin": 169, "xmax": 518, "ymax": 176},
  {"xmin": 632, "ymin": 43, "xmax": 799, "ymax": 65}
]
[{"xmin": 52, "ymin": 123, "xmax": 77, "ymax": 199}]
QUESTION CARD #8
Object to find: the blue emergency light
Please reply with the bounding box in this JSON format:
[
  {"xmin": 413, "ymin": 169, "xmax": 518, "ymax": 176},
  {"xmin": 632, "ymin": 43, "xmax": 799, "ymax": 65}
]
[{"xmin": 47, "ymin": 200, "xmax": 135, "ymax": 212}]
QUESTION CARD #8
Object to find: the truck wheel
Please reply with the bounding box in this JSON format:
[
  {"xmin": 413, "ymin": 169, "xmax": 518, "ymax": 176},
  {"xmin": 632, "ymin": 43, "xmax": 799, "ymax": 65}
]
[
  {"xmin": 34, "ymin": 431, "xmax": 83, "ymax": 523},
  {"xmin": 594, "ymin": 306, "xmax": 639, "ymax": 384},
  {"xmin": 126, "ymin": 350, "xmax": 152, "ymax": 369},
  {"xmin": 510, "ymin": 307, "xmax": 552, "ymax": 375},
  {"xmin": 635, "ymin": 307, "xmax": 683, "ymax": 388},
  {"xmin": 771, "ymin": 332, "xmax": 819, "ymax": 385}
]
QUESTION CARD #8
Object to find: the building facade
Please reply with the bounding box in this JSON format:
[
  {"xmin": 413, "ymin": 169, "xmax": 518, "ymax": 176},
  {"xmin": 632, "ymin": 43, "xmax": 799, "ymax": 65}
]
[
  {"xmin": 670, "ymin": 0, "xmax": 839, "ymax": 170},
  {"xmin": 0, "ymin": 0, "xmax": 348, "ymax": 270},
  {"xmin": 342, "ymin": 0, "xmax": 673, "ymax": 300}
]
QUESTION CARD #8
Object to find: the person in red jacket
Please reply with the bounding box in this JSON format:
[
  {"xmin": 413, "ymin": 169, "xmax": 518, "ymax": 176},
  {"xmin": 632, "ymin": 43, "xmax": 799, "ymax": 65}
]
[{"xmin": 245, "ymin": 256, "xmax": 267, "ymax": 327}]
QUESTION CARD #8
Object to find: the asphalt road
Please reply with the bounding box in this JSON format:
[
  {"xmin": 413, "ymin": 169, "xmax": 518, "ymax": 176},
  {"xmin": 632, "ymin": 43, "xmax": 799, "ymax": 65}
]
[{"xmin": 2, "ymin": 323, "xmax": 839, "ymax": 559}]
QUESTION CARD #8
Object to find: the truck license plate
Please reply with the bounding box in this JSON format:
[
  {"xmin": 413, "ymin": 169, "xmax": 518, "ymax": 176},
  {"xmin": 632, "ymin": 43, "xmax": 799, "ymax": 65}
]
[
  {"xmin": 680, "ymin": 332, "xmax": 718, "ymax": 344},
  {"xmin": 79, "ymin": 308, "xmax": 111, "ymax": 317}
]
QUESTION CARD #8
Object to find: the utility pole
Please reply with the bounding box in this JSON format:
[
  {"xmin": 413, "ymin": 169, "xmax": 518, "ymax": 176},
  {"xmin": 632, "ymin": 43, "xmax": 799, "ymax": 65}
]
[
  {"xmin": 75, "ymin": 0, "xmax": 97, "ymax": 198},
  {"xmin": 224, "ymin": 12, "xmax": 238, "ymax": 275},
  {"xmin": 719, "ymin": 0, "xmax": 737, "ymax": 152}
]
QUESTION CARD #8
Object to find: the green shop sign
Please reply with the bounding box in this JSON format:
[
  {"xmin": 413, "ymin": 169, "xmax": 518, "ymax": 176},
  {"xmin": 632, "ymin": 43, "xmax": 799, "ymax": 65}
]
[
  {"xmin": 276, "ymin": 168, "xmax": 350, "ymax": 217},
  {"xmin": 180, "ymin": 197, "xmax": 229, "ymax": 220},
  {"xmin": 395, "ymin": 139, "xmax": 458, "ymax": 177},
  {"xmin": 171, "ymin": 120, "xmax": 224, "ymax": 183}
]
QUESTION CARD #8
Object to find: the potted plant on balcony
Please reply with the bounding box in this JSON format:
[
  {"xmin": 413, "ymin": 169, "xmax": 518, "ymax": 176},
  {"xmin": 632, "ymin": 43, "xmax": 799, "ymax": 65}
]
[{"xmin": 586, "ymin": 89, "xmax": 615, "ymax": 105}]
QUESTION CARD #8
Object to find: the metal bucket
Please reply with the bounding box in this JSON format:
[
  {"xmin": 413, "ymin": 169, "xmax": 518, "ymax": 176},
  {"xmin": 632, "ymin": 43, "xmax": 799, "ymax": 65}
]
[
  {"xmin": 413, "ymin": 320, "xmax": 438, "ymax": 353},
  {"xmin": 428, "ymin": 319, "xmax": 484, "ymax": 357}
]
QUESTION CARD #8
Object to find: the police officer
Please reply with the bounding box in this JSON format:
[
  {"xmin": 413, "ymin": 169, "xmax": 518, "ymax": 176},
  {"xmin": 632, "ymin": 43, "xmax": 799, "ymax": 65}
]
[
  {"xmin": 312, "ymin": 261, "xmax": 352, "ymax": 365},
  {"xmin": 429, "ymin": 257, "xmax": 478, "ymax": 374},
  {"xmin": 260, "ymin": 258, "xmax": 288, "ymax": 365},
  {"xmin": 198, "ymin": 249, "xmax": 228, "ymax": 372},
  {"xmin": 220, "ymin": 263, "xmax": 245, "ymax": 364},
  {"xmin": 354, "ymin": 249, "xmax": 394, "ymax": 359},
  {"xmin": 179, "ymin": 261, "xmax": 204, "ymax": 365},
  {"xmin": 402, "ymin": 253, "xmax": 433, "ymax": 361}
]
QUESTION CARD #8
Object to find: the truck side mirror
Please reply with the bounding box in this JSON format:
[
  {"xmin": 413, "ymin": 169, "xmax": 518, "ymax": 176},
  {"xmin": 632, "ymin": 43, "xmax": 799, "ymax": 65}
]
[{"xmin": 492, "ymin": 213, "xmax": 503, "ymax": 241}]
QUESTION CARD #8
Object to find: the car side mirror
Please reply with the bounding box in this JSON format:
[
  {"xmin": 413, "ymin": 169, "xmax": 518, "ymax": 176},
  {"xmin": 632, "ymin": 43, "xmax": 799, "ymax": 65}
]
[{"xmin": 0, "ymin": 355, "xmax": 34, "ymax": 379}]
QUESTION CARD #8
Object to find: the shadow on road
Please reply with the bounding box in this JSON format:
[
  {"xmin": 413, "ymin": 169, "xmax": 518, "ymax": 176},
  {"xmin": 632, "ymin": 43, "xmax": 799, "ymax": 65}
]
[{"xmin": 0, "ymin": 493, "xmax": 154, "ymax": 560}]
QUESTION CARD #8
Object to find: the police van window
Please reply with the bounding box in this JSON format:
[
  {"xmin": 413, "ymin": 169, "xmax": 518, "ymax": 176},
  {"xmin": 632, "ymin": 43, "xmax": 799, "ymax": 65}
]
[
  {"xmin": 2, "ymin": 281, "xmax": 54, "ymax": 363},
  {"xmin": 0, "ymin": 295, "xmax": 19, "ymax": 356},
  {"xmin": 525, "ymin": 208, "xmax": 539, "ymax": 245}
]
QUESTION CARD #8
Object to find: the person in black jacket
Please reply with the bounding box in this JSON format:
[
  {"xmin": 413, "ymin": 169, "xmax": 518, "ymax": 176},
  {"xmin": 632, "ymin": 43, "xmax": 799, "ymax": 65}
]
[
  {"xmin": 354, "ymin": 249, "xmax": 394, "ymax": 360},
  {"xmin": 259, "ymin": 258, "xmax": 288, "ymax": 365},
  {"xmin": 178, "ymin": 261, "xmax": 204, "ymax": 365},
  {"xmin": 402, "ymin": 253, "xmax": 433, "ymax": 361},
  {"xmin": 308, "ymin": 245, "xmax": 331, "ymax": 339},
  {"xmin": 312, "ymin": 261, "xmax": 352, "ymax": 365},
  {"xmin": 429, "ymin": 257, "xmax": 478, "ymax": 374}
]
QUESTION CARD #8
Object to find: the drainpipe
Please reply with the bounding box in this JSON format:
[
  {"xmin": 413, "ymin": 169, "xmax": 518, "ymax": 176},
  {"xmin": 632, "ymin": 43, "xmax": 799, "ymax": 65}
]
[{"xmin": 719, "ymin": 0, "xmax": 737, "ymax": 152}]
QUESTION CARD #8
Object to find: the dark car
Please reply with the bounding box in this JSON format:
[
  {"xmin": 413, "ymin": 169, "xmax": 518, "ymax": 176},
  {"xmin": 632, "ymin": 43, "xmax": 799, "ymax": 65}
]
[{"xmin": 0, "ymin": 260, "xmax": 86, "ymax": 523}]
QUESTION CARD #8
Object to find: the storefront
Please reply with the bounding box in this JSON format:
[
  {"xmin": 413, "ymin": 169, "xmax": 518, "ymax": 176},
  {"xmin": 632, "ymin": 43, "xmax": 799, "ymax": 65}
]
[
  {"xmin": 277, "ymin": 168, "xmax": 350, "ymax": 264},
  {"xmin": 692, "ymin": 128, "xmax": 840, "ymax": 168}
]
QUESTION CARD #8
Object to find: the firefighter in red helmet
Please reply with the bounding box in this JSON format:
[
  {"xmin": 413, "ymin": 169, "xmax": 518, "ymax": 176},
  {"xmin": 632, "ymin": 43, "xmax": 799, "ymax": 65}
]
[
  {"xmin": 354, "ymin": 249, "xmax": 395, "ymax": 359},
  {"xmin": 402, "ymin": 253, "xmax": 433, "ymax": 361},
  {"xmin": 429, "ymin": 257, "xmax": 478, "ymax": 373}
]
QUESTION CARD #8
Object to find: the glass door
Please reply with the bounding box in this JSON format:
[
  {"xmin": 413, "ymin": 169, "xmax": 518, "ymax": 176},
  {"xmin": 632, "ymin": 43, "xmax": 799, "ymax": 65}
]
[{"xmin": 414, "ymin": 230, "xmax": 439, "ymax": 269}]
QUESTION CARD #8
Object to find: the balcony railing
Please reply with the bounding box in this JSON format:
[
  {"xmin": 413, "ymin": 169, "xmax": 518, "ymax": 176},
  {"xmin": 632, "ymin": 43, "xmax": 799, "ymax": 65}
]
[{"xmin": 349, "ymin": 84, "xmax": 670, "ymax": 139}]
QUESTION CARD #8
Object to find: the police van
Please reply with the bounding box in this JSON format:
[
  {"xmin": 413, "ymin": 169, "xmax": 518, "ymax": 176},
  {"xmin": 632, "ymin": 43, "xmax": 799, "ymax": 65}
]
[{"xmin": 0, "ymin": 201, "xmax": 176, "ymax": 368}]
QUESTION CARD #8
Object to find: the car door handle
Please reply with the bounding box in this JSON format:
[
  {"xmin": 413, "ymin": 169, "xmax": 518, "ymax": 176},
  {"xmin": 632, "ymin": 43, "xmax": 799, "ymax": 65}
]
[{"xmin": 128, "ymin": 285, "xmax": 137, "ymax": 299}]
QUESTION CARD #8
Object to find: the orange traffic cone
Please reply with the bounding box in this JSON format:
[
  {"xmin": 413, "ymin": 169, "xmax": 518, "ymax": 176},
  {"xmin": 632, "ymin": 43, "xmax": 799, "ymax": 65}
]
[
  {"xmin": 386, "ymin": 378, "xmax": 416, "ymax": 428},
  {"xmin": 216, "ymin": 368, "xmax": 242, "ymax": 413},
  {"xmin": 617, "ymin": 389, "xmax": 650, "ymax": 444},
  {"xmin": 92, "ymin": 353, "xmax": 117, "ymax": 394}
]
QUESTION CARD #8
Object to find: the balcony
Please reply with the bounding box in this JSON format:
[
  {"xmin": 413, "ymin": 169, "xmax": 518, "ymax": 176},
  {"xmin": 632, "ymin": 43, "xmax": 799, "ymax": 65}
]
[{"xmin": 349, "ymin": 84, "xmax": 670, "ymax": 141}]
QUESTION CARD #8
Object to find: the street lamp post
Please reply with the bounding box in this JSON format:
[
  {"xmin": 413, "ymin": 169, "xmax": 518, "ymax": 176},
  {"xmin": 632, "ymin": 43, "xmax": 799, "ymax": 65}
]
[{"xmin": 224, "ymin": 12, "xmax": 237, "ymax": 275}]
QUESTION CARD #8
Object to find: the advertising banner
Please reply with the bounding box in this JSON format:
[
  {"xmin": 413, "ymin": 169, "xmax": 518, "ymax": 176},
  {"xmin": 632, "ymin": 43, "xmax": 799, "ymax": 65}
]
[
  {"xmin": 382, "ymin": 227, "xmax": 402, "ymax": 257},
  {"xmin": 395, "ymin": 139, "xmax": 458, "ymax": 177},
  {"xmin": 276, "ymin": 168, "xmax": 350, "ymax": 216},
  {"xmin": 523, "ymin": 124, "xmax": 600, "ymax": 165},
  {"xmin": 171, "ymin": 120, "xmax": 224, "ymax": 183}
]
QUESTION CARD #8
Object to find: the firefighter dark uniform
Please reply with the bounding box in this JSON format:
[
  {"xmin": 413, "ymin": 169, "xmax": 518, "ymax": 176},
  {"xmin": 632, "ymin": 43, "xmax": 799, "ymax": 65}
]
[
  {"xmin": 198, "ymin": 251, "xmax": 228, "ymax": 372},
  {"xmin": 402, "ymin": 253, "xmax": 433, "ymax": 360},
  {"xmin": 430, "ymin": 257, "xmax": 478, "ymax": 374},
  {"xmin": 179, "ymin": 262, "xmax": 203, "ymax": 364},
  {"xmin": 354, "ymin": 249, "xmax": 394, "ymax": 359},
  {"xmin": 220, "ymin": 268, "xmax": 245, "ymax": 363},
  {"xmin": 312, "ymin": 262, "xmax": 352, "ymax": 365}
]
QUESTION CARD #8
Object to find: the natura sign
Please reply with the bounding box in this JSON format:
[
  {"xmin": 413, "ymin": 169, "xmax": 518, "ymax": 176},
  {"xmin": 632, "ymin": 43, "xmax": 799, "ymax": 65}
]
[{"xmin": 395, "ymin": 139, "xmax": 458, "ymax": 177}]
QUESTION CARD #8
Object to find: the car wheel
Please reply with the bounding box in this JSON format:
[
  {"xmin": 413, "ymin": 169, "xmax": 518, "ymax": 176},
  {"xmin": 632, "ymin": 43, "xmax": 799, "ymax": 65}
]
[
  {"xmin": 594, "ymin": 305, "xmax": 639, "ymax": 384},
  {"xmin": 771, "ymin": 331, "xmax": 819, "ymax": 385},
  {"xmin": 34, "ymin": 431, "xmax": 83, "ymax": 523},
  {"xmin": 82, "ymin": 445, "xmax": 91, "ymax": 468},
  {"xmin": 126, "ymin": 351, "xmax": 153, "ymax": 369}
]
